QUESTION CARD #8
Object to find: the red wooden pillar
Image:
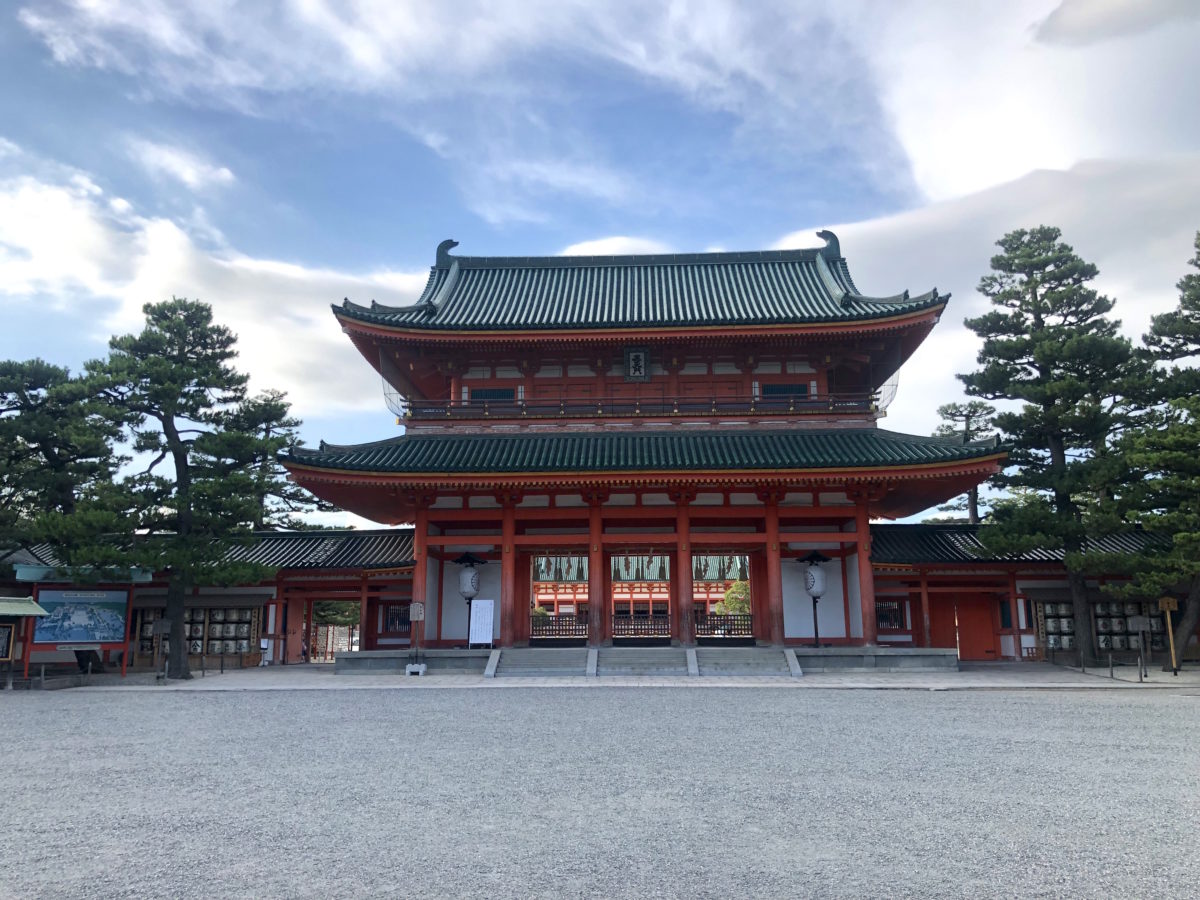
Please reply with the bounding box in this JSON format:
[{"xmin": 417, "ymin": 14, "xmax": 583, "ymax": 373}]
[
  {"xmin": 500, "ymin": 502, "xmax": 516, "ymax": 647},
  {"xmin": 412, "ymin": 506, "xmax": 428, "ymax": 649},
  {"xmin": 358, "ymin": 573, "xmax": 370, "ymax": 652},
  {"xmin": 749, "ymin": 552, "xmax": 769, "ymax": 642},
  {"xmin": 588, "ymin": 500, "xmax": 604, "ymax": 647},
  {"xmin": 764, "ymin": 497, "xmax": 784, "ymax": 645},
  {"xmin": 675, "ymin": 496, "xmax": 694, "ymax": 645},
  {"xmin": 855, "ymin": 501, "xmax": 878, "ymax": 645},
  {"xmin": 919, "ymin": 569, "xmax": 932, "ymax": 648}
]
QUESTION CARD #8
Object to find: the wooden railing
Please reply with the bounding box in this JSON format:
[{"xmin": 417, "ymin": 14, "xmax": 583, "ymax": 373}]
[
  {"xmin": 694, "ymin": 612, "xmax": 753, "ymax": 638},
  {"xmin": 612, "ymin": 614, "xmax": 671, "ymax": 638},
  {"xmin": 404, "ymin": 393, "xmax": 876, "ymax": 421},
  {"xmin": 530, "ymin": 613, "xmax": 588, "ymax": 638}
]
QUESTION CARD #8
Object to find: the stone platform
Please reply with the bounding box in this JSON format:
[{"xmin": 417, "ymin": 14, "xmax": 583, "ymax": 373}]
[{"xmin": 333, "ymin": 645, "xmax": 957, "ymax": 676}]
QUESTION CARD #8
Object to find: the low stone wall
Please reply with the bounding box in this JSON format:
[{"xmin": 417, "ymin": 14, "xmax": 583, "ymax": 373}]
[{"xmin": 791, "ymin": 646, "xmax": 958, "ymax": 672}]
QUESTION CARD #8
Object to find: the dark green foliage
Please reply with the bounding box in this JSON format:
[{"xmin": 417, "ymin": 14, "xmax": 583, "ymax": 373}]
[
  {"xmin": 715, "ymin": 580, "xmax": 751, "ymax": 615},
  {"xmin": 0, "ymin": 360, "xmax": 123, "ymax": 556},
  {"xmin": 221, "ymin": 389, "xmax": 337, "ymax": 530},
  {"xmin": 313, "ymin": 600, "xmax": 360, "ymax": 627},
  {"xmin": 932, "ymin": 401, "xmax": 996, "ymax": 523},
  {"xmin": 961, "ymin": 226, "xmax": 1142, "ymax": 663}
]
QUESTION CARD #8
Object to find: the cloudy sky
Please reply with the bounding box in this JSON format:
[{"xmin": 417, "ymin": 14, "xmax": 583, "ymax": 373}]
[{"xmin": 2, "ymin": 0, "xmax": 1199, "ymax": 524}]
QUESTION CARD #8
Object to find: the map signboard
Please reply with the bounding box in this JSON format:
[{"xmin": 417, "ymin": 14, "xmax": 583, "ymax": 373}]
[{"xmin": 33, "ymin": 590, "xmax": 128, "ymax": 645}]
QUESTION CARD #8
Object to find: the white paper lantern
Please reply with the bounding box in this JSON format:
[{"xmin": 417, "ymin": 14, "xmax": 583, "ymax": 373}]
[
  {"xmin": 459, "ymin": 567, "xmax": 480, "ymax": 599},
  {"xmin": 804, "ymin": 565, "xmax": 827, "ymax": 599}
]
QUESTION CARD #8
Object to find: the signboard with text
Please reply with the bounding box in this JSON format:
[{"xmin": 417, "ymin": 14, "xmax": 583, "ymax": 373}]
[{"xmin": 468, "ymin": 598, "xmax": 494, "ymax": 648}]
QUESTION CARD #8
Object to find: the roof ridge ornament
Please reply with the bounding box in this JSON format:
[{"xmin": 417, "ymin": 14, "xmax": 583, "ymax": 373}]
[
  {"xmin": 436, "ymin": 238, "xmax": 459, "ymax": 268},
  {"xmin": 816, "ymin": 229, "xmax": 841, "ymax": 259}
]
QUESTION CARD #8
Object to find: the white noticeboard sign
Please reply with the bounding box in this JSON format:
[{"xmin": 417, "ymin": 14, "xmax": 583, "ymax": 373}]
[{"xmin": 469, "ymin": 598, "xmax": 495, "ymax": 648}]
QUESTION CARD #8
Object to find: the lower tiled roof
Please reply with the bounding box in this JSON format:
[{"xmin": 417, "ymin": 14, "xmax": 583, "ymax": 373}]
[
  {"xmin": 8, "ymin": 529, "xmax": 416, "ymax": 573},
  {"xmin": 871, "ymin": 524, "xmax": 1167, "ymax": 565},
  {"xmin": 284, "ymin": 428, "xmax": 1001, "ymax": 475}
]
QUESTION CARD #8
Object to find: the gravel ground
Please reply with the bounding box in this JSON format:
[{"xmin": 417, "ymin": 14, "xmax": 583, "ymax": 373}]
[{"xmin": 1, "ymin": 688, "xmax": 1198, "ymax": 899}]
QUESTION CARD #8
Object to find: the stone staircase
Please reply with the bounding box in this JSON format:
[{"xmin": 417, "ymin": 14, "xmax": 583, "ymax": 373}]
[
  {"xmin": 494, "ymin": 647, "xmax": 589, "ymax": 677},
  {"xmin": 695, "ymin": 647, "xmax": 790, "ymax": 676},
  {"xmin": 596, "ymin": 647, "xmax": 688, "ymax": 676}
]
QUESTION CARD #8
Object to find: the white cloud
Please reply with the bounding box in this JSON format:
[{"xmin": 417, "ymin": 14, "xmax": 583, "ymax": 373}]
[
  {"xmin": 127, "ymin": 138, "xmax": 235, "ymax": 190},
  {"xmin": 1036, "ymin": 0, "xmax": 1200, "ymax": 45},
  {"xmin": 775, "ymin": 155, "xmax": 1200, "ymax": 438},
  {"xmin": 20, "ymin": 1, "xmax": 1200, "ymax": 212},
  {"xmin": 559, "ymin": 236, "xmax": 672, "ymax": 256},
  {"xmin": 0, "ymin": 155, "xmax": 429, "ymax": 419}
]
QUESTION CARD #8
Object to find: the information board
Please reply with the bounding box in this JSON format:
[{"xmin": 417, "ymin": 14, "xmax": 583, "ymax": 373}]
[{"xmin": 468, "ymin": 598, "xmax": 494, "ymax": 648}]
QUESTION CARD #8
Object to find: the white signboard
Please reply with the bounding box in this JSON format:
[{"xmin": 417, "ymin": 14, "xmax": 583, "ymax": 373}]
[
  {"xmin": 410, "ymin": 601, "xmax": 425, "ymax": 622},
  {"xmin": 469, "ymin": 599, "xmax": 495, "ymax": 647}
]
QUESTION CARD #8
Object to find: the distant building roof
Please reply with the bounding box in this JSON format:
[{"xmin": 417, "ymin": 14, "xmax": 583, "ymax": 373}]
[
  {"xmin": 336, "ymin": 233, "xmax": 946, "ymax": 333},
  {"xmin": 870, "ymin": 523, "xmax": 1168, "ymax": 566},
  {"xmin": 285, "ymin": 428, "xmax": 1001, "ymax": 475}
]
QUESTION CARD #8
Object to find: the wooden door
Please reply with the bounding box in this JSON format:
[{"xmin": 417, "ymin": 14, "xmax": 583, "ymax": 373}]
[
  {"xmin": 955, "ymin": 596, "xmax": 1000, "ymax": 661},
  {"xmin": 929, "ymin": 599, "xmax": 957, "ymax": 649}
]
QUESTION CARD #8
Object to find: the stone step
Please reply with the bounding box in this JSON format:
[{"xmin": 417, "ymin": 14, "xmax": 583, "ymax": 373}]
[
  {"xmin": 596, "ymin": 648, "xmax": 688, "ymax": 676},
  {"xmin": 495, "ymin": 647, "xmax": 588, "ymax": 677},
  {"xmin": 696, "ymin": 648, "xmax": 789, "ymax": 676}
]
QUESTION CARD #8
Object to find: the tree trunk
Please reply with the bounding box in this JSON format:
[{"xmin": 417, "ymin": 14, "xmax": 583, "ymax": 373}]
[
  {"xmin": 165, "ymin": 574, "xmax": 192, "ymax": 680},
  {"xmin": 1165, "ymin": 578, "xmax": 1200, "ymax": 671},
  {"xmin": 967, "ymin": 487, "xmax": 979, "ymax": 525},
  {"xmin": 1067, "ymin": 569, "xmax": 1097, "ymax": 666}
]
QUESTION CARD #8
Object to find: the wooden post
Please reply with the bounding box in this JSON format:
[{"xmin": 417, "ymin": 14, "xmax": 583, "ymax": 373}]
[
  {"xmin": 919, "ymin": 569, "xmax": 932, "ymax": 648},
  {"xmin": 764, "ymin": 496, "xmax": 784, "ymax": 645},
  {"xmin": 500, "ymin": 502, "xmax": 516, "ymax": 647},
  {"xmin": 1007, "ymin": 571, "xmax": 1021, "ymax": 660},
  {"xmin": 588, "ymin": 502, "xmax": 604, "ymax": 647},
  {"xmin": 855, "ymin": 501, "xmax": 877, "ymax": 645},
  {"xmin": 676, "ymin": 497, "xmax": 694, "ymax": 645},
  {"xmin": 412, "ymin": 506, "xmax": 428, "ymax": 650}
]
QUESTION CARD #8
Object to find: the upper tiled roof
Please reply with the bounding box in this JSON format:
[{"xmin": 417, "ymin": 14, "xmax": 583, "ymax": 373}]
[
  {"xmin": 870, "ymin": 524, "xmax": 1168, "ymax": 565},
  {"xmin": 283, "ymin": 428, "xmax": 1001, "ymax": 475},
  {"xmin": 336, "ymin": 233, "xmax": 946, "ymax": 332}
]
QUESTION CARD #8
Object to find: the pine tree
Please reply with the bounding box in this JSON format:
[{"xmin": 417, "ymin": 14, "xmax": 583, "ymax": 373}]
[
  {"xmin": 960, "ymin": 226, "xmax": 1141, "ymax": 665},
  {"xmin": 87, "ymin": 299, "xmax": 274, "ymax": 678},
  {"xmin": 1105, "ymin": 232, "xmax": 1200, "ymax": 664},
  {"xmin": 932, "ymin": 401, "xmax": 996, "ymax": 523}
]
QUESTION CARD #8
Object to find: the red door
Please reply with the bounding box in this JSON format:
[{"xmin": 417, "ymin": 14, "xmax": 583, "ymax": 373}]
[
  {"xmin": 954, "ymin": 596, "xmax": 1000, "ymax": 661},
  {"xmin": 928, "ymin": 596, "xmax": 999, "ymax": 660},
  {"xmin": 929, "ymin": 599, "xmax": 957, "ymax": 649}
]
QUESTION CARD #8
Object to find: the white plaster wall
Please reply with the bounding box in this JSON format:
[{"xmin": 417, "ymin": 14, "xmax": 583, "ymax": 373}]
[
  {"xmin": 439, "ymin": 561, "xmax": 502, "ymax": 641},
  {"xmin": 424, "ymin": 557, "xmax": 440, "ymax": 641},
  {"xmin": 845, "ymin": 553, "xmax": 863, "ymax": 639},
  {"xmin": 782, "ymin": 560, "xmax": 847, "ymax": 639}
]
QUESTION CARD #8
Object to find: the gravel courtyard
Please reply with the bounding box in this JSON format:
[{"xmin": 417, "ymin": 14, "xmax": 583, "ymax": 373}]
[{"xmin": 2, "ymin": 686, "xmax": 1197, "ymax": 899}]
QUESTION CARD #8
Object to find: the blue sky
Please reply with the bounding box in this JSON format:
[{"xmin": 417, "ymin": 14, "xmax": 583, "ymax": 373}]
[{"xmin": 2, "ymin": 1, "xmax": 1200, "ymax": 525}]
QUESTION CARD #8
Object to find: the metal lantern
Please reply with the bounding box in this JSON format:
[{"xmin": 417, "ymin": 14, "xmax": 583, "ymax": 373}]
[{"xmin": 453, "ymin": 553, "xmax": 487, "ymax": 645}]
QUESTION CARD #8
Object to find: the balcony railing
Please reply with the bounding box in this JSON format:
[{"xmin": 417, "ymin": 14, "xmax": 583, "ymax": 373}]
[
  {"xmin": 404, "ymin": 394, "xmax": 876, "ymax": 421},
  {"xmin": 694, "ymin": 612, "xmax": 754, "ymax": 638},
  {"xmin": 612, "ymin": 614, "xmax": 672, "ymax": 638},
  {"xmin": 530, "ymin": 612, "xmax": 588, "ymax": 639}
]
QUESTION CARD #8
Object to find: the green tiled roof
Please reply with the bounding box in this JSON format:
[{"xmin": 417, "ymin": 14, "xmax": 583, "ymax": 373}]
[
  {"xmin": 870, "ymin": 524, "xmax": 1168, "ymax": 565},
  {"xmin": 336, "ymin": 234, "xmax": 946, "ymax": 332},
  {"xmin": 283, "ymin": 428, "xmax": 1001, "ymax": 475}
]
